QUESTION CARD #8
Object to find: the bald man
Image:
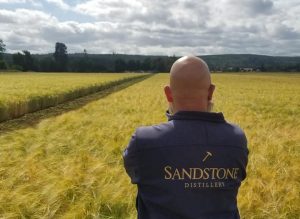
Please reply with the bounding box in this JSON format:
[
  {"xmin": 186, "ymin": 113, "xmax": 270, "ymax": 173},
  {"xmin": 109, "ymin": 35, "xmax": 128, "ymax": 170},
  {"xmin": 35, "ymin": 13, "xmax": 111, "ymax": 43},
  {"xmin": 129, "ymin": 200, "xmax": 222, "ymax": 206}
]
[{"xmin": 123, "ymin": 56, "xmax": 249, "ymax": 219}]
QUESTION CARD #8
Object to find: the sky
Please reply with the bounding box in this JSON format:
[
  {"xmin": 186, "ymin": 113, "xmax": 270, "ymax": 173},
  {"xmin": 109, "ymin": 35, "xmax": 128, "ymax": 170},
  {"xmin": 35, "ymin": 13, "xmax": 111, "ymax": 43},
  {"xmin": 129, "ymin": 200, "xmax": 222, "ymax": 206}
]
[{"xmin": 0, "ymin": 0, "xmax": 299, "ymax": 56}]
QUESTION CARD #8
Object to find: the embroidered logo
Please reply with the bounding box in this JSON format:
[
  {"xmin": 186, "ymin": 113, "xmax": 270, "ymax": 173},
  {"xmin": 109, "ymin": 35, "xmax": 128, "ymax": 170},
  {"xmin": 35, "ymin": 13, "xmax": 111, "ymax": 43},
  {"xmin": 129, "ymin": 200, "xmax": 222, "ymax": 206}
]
[{"xmin": 202, "ymin": 151, "xmax": 212, "ymax": 162}]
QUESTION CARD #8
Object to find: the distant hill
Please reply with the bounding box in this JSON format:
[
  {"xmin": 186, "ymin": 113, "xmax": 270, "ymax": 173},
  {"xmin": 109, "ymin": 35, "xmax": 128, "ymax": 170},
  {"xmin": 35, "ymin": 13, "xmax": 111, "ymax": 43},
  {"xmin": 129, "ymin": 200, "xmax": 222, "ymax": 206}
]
[
  {"xmin": 2, "ymin": 53, "xmax": 300, "ymax": 72},
  {"xmin": 200, "ymin": 54, "xmax": 300, "ymax": 72}
]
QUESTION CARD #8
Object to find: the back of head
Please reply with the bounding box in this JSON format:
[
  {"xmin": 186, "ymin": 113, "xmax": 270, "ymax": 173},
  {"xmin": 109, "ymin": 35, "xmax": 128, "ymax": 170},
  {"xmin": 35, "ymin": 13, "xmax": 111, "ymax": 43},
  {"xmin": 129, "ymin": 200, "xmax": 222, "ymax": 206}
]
[{"xmin": 165, "ymin": 56, "xmax": 214, "ymax": 113}]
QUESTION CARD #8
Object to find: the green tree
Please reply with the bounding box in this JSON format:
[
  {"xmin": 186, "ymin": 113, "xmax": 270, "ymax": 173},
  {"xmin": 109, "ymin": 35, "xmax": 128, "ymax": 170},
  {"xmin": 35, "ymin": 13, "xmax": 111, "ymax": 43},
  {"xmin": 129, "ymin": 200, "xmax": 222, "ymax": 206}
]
[
  {"xmin": 22, "ymin": 50, "xmax": 35, "ymax": 71},
  {"xmin": 114, "ymin": 59, "xmax": 127, "ymax": 72},
  {"xmin": 12, "ymin": 52, "xmax": 24, "ymax": 70},
  {"xmin": 0, "ymin": 60, "xmax": 6, "ymax": 70},
  {"xmin": 0, "ymin": 39, "xmax": 7, "ymax": 69},
  {"xmin": 127, "ymin": 59, "xmax": 139, "ymax": 71},
  {"xmin": 53, "ymin": 42, "xmax": 68, "ymax": 71},
  {"xmin": 0, "ymin": 39, "xmax": 5, "ymax": 57},
  {"xmin": 12, "ymin": 51, "xmax": 36, "ymax": 71},
  {"xmin": 39, "ymin": 57, "xmax": 55, "ymax": 72},
  {"xmin": 153, "ymin": 58, "xmax": 167, "ymax": 72},
  {"xmin": 141, "ymin": 58, "xmax": 152, "ymax": 71}
]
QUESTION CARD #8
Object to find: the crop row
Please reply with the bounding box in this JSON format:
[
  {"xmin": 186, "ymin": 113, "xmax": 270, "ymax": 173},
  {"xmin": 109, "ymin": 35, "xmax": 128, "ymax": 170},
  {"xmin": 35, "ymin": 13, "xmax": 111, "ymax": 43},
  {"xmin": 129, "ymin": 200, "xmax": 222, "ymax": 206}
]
[{"xmin": 0, "ymin": 73, "xmax": 148, "ymax": 122}]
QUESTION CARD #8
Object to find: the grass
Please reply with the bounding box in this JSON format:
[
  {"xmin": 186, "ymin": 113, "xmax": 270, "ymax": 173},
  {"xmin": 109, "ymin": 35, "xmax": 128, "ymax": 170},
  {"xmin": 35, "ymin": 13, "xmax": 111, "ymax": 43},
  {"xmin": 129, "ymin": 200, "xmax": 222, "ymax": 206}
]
[
  {"xmin": 0, "ymin": 72, "xmax": 147, "ymax": 122},
  {"xmin": 212, "ymin": 73, "xmax": 300, "ymax": 219},
  {"xmin": 0, "ymin": 73, "xmax": 299, "ymax": 218}
]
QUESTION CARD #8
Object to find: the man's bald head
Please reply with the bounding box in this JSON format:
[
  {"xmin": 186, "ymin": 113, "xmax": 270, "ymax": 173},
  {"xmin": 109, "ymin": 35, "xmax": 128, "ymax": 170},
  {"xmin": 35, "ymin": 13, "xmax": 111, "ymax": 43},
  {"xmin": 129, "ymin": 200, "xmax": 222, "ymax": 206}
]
[{"xmin": 164, "ymin": 56, "xmax": 215, "ymax": 113}]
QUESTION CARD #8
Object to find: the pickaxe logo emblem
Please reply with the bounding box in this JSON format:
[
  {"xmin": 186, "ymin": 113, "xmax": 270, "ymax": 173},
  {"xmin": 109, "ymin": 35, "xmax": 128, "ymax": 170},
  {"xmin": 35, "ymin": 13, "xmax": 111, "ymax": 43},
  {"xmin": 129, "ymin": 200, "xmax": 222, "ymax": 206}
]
[{"xmin": 202, "ymin": 151, "xmax": 213, "ymax": 162}]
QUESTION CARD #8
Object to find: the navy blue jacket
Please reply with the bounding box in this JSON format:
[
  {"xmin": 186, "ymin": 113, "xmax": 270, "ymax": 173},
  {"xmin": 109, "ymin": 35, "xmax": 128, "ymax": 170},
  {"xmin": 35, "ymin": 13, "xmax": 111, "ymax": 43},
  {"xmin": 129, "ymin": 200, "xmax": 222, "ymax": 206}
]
[{"xmin": 123, "ymin": 110, "xmax": 248, "ymax": 219}]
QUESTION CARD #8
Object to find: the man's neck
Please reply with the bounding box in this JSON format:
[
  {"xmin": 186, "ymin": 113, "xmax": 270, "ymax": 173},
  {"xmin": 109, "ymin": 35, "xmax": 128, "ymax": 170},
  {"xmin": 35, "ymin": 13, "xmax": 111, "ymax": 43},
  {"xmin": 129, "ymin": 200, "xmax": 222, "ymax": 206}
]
[{"xmin": 173, "ymin": 107, "xmax": 209, "ymax": 114}]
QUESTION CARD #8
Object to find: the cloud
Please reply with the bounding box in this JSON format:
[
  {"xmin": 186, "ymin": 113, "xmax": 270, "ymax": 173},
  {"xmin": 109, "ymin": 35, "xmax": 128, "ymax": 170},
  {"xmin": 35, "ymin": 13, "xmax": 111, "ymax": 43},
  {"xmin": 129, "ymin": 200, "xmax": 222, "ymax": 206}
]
[
  {"xmin": 228, "ymin": 0, "xmax": 274, "ymax": 15},
  {"xmin": 0, "ymin": 0, "xmax": 42, "ymax": 9},
  {"xmin": 0, "ymin": 0, "xmax": 299, "ymax": 56},
  {"xmin": 268, "ymin": 24, "xmax": 300, "ymax": 40},
  {"xmin": 45, "ymin": 0, "xmax": 70, "ymax": 10},
  {"xmin": 74, "ymin": 0, "xmax": 209, "ymax": 29},
  {"xmin": 0, "ymin": 0, "xmax": 26, "ymax": 3}
]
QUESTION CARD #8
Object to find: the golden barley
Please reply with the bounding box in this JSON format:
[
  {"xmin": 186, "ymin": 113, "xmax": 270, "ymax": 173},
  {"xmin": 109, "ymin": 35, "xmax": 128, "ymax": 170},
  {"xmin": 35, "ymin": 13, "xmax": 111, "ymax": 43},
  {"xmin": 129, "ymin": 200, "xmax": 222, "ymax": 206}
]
[{"xmin": 0, "ymin": 73, "xmax": 299, "ymax": 218}]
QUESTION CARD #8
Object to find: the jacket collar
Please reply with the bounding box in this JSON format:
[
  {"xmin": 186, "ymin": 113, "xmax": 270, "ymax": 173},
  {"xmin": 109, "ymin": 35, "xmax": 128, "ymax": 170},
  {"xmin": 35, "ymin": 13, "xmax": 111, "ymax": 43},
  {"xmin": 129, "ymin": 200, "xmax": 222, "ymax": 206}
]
[{"xmin": 166, "ymin": 110, "xmax": 225, "ymax": 123}]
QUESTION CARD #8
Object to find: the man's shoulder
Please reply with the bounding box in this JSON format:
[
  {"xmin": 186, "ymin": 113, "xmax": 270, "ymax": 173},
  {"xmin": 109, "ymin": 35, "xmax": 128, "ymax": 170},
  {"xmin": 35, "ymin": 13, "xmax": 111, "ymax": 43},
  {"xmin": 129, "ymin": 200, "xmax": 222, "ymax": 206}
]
[
  {"xmin": 225, "ymin": 121, "xmax": 246, "ymax": 135},
  {"xmin": 130, "ymin": 121, "xmax": 175, "ymax": 148},
  {"xmin": 222, "ymin": 121, "xmax": 248, "ymax": 147},
  {"xmin": 135, "ymin": 121, "xmax": 173, "ymax": 139}
]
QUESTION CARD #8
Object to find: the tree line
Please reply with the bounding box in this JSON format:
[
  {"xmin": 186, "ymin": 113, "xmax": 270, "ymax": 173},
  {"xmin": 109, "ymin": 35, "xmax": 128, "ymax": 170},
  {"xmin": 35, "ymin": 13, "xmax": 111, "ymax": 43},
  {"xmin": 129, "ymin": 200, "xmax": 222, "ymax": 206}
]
[
  {"xmin": 0, "ymin": 40, "xmax": 175, "ymax": 72},
  {"xmin": 1, "ymin": 39, "xmax": 300, "ymax": 72}
]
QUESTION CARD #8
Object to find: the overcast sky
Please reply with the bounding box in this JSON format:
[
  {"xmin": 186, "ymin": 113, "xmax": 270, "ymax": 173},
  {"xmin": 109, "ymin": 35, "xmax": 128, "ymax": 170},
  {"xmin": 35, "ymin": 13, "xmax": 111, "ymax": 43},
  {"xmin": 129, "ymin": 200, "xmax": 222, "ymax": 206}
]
[{"xmin": 0, "ymin": 0, "xmax": 299, "ymax": 56}]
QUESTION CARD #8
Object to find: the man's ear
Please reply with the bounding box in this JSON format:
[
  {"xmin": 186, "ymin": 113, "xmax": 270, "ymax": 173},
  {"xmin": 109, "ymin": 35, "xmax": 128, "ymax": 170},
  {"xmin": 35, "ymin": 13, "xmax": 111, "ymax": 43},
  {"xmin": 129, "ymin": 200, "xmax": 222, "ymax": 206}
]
[
  {"xmin": 208, "ymin": 84, "xmax": 215, "ymax": 101},
  {"xmin": 164, "ymin": 85, "xmax": 173, "ymax": 102}
]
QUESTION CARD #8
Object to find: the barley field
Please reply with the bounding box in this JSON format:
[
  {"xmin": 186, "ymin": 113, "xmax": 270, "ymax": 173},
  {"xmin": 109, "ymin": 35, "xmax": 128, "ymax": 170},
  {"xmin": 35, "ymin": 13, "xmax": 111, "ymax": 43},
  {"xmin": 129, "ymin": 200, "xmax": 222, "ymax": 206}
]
[
  {"xmin": 0, "ymin": 72, "xmax": 146, "ymax": 122},
  {"xmin": 0, "ymin": 73, "xmax": 299, "ymax": 218}
]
